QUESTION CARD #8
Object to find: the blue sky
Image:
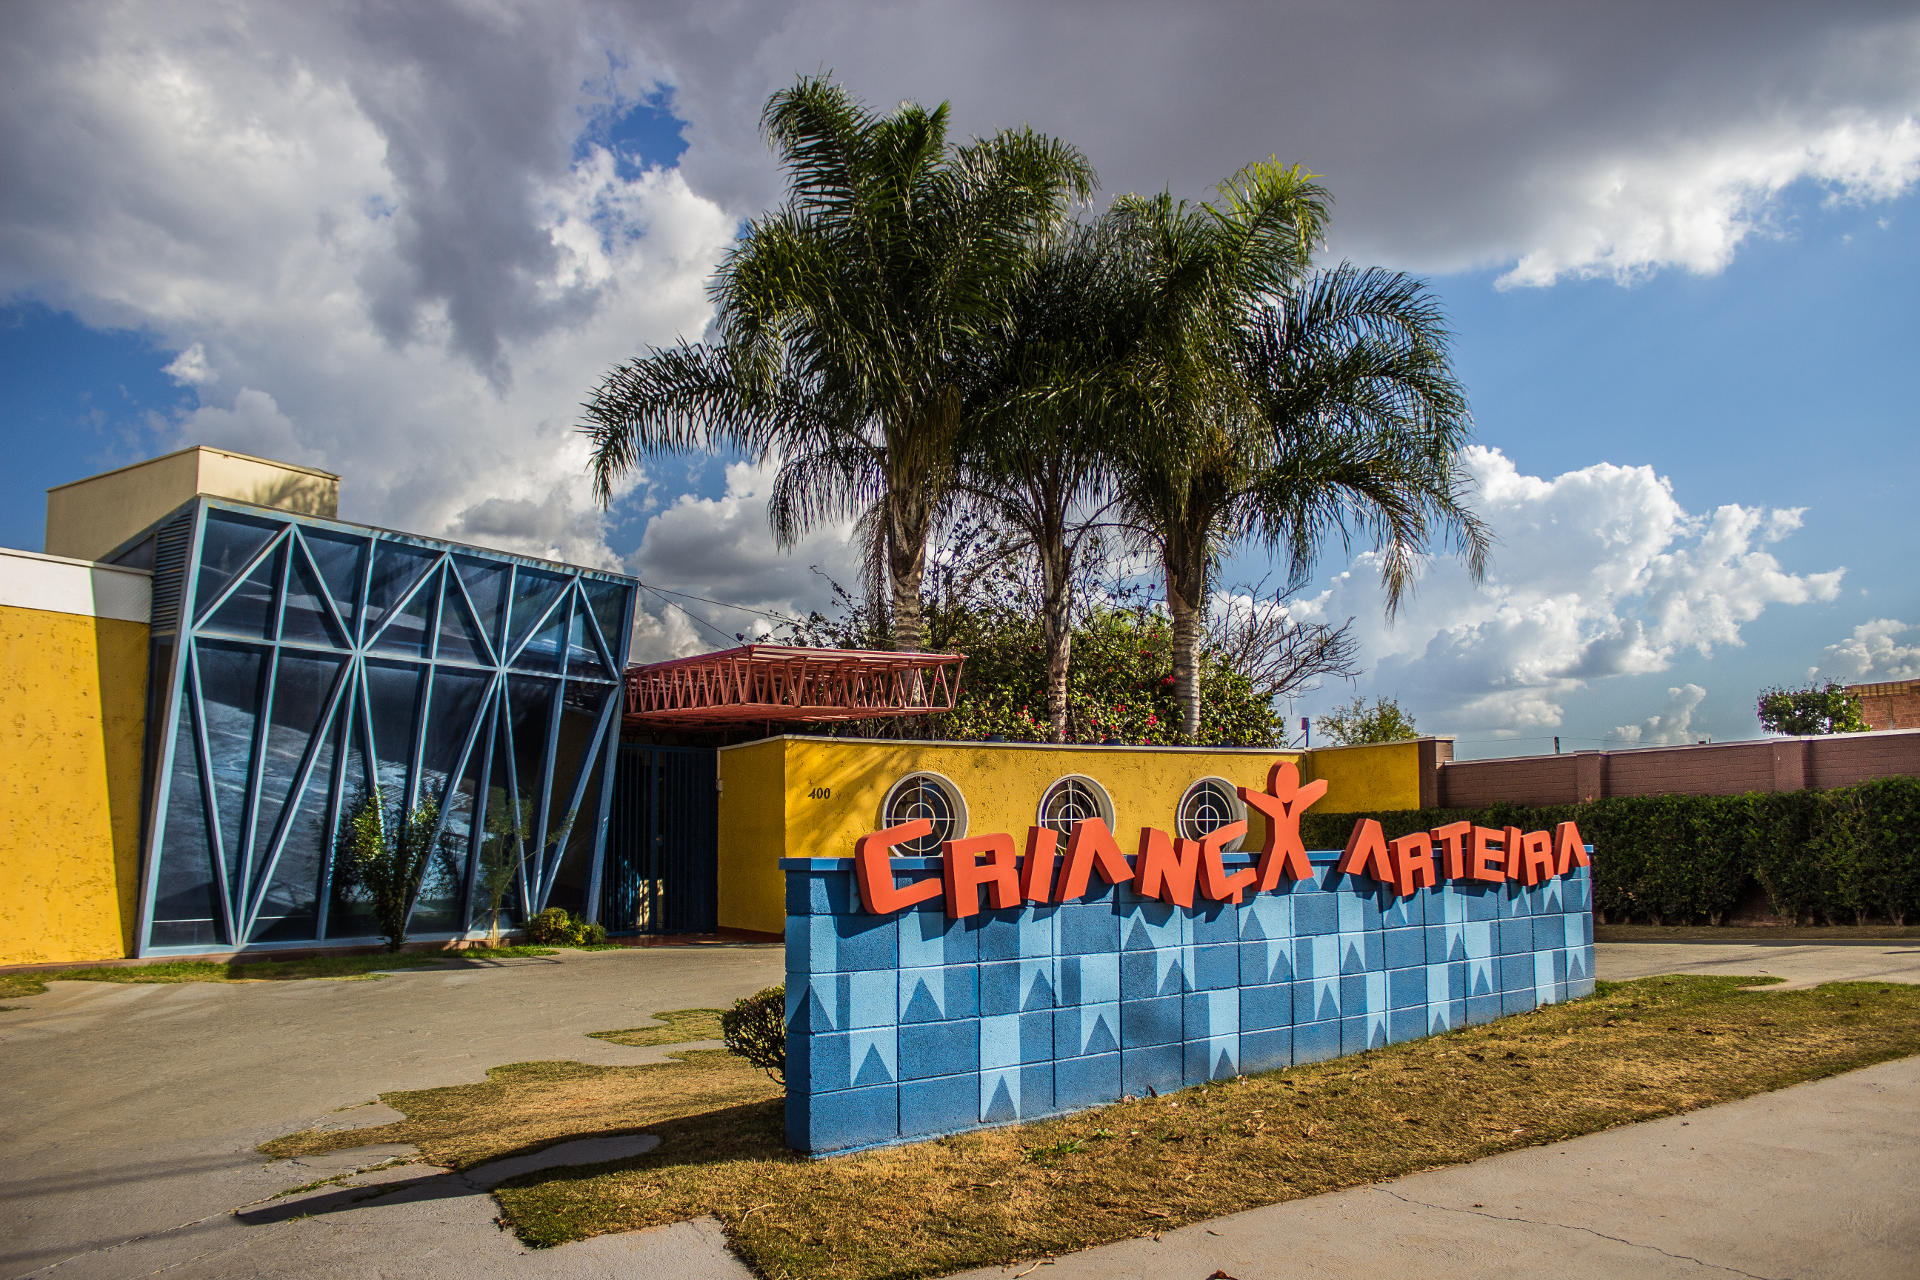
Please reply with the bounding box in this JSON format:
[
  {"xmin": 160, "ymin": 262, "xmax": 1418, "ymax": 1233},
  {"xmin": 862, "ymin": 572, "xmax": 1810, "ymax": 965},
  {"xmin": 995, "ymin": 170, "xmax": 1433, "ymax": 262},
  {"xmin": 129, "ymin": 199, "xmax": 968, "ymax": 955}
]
[{"xmin": 3, "ymin": 2, "xmax": 1916, "ymax": 756}]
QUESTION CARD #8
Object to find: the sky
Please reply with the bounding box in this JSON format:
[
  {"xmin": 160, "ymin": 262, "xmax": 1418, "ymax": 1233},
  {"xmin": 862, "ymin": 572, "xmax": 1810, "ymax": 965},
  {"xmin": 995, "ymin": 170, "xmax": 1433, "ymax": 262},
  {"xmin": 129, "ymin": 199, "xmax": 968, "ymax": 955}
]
[{"xmin": 2, "ymin": 0, "xmax": 1916, "ymax": 758}]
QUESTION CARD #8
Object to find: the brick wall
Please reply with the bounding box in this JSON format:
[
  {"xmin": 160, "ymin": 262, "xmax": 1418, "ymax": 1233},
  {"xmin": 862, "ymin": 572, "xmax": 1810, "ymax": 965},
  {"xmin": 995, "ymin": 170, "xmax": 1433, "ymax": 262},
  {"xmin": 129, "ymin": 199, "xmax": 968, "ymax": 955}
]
[
  {"xmin": 782, "ymin": 851, "xmax": 1594, "ymax": 1154},
  {"xmin": 1848, "ymin": 681, "xmax": 1920, "ymax": 732},
  {"xmin": 1437, "ymin": 729, "xmax": 1920, "ymax": 808}
]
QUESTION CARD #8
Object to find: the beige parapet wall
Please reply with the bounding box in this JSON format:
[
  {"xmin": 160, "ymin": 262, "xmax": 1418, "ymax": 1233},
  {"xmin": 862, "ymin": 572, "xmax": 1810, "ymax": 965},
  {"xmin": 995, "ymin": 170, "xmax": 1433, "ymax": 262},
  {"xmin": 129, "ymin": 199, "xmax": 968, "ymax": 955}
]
[
  {"xmin": 0, "ymin": 548, "xmax": 151, "ymax": 965},
  {"xmin": 45, "ymin": 445, "xmax": 339, "ymax": 562}
]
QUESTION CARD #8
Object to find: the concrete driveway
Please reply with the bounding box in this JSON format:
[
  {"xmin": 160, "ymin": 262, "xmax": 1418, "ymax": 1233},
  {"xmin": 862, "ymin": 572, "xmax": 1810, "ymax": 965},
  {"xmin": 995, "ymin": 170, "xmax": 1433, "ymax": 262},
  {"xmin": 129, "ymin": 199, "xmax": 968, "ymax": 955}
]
[
  {"xmin": 3, "ymin": 940, "xmax": 1916, "ymax": 1279},
  {"xmin": 0, "ymin": 945, "xmax": 783, "ymax": 1279}
]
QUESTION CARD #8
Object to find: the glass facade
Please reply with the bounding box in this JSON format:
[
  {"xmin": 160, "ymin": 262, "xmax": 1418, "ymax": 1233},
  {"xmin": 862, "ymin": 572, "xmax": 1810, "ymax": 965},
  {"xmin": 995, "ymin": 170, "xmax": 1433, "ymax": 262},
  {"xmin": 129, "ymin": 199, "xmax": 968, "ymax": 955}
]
[{"xmin": 133, "ymin": 500, "xmax": 635, "ymax": 954}]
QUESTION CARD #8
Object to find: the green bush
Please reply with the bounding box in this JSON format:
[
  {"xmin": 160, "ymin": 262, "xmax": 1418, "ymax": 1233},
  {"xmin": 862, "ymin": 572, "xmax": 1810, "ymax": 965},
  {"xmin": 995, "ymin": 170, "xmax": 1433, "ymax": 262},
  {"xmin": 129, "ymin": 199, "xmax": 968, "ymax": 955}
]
[
  {"xmin": 523, "ymin": 907, "xmax": 608, "ymax": 946},
  {"xmin": 1305, "ymin": 776, "xmax": 1920, "ymax": 927},
  {"xmin": 721, "ymin": 984, "xmax": 787, "ymax": 1082}
]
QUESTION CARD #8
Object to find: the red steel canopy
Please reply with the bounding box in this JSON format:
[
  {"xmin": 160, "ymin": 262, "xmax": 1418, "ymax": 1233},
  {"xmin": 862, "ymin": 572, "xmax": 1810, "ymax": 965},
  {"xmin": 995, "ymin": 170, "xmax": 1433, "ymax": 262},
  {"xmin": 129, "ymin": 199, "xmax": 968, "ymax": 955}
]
[{"xmin": 623, "ymin": 644, "xmax": 965, "ymax": 729}]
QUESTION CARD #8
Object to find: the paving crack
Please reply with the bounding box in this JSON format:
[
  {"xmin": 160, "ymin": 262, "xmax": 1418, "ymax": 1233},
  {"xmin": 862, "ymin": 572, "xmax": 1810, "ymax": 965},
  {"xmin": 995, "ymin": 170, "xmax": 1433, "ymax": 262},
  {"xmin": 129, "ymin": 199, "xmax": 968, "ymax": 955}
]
[{"xmin": 1370, "ymin": 1187, "xmax": 1789, "ymax": 1280}]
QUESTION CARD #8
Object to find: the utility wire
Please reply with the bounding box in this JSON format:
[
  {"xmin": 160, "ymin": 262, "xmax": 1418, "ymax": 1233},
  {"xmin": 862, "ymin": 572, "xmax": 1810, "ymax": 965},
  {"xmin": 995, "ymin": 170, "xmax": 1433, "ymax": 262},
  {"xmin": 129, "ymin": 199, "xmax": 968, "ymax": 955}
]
[
  {"xmin": 639, "ymin": 582, "xmax": 739, "ymax": 648},
  {"xmin": 642, "ymin": 583, "xmax": 805, "ymax": 625}
]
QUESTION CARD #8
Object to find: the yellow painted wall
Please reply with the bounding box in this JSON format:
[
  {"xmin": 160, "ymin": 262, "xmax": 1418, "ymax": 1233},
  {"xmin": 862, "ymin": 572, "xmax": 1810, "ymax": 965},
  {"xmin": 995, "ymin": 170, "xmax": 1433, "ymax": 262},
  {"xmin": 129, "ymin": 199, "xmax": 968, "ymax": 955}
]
[
  {"xmin": 0, "ymin": 605, "xmax": 149, "ymax": 964},
  {"xmin": 716, "ymin": 738, "xmax": 791, "ymax": 937},
  {"xmin": 1299, "ymin": 740, "xmax": 1426, "ymax": 813}
]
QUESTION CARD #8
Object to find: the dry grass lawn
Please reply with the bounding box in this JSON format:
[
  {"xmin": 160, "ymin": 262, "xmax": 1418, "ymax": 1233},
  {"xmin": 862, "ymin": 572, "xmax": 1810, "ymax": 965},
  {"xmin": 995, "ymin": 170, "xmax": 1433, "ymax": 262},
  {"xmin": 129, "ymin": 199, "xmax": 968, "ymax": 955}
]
[{"xmin": 258, "ymin": 975, "xmax": 1920, "ymax": 1280}]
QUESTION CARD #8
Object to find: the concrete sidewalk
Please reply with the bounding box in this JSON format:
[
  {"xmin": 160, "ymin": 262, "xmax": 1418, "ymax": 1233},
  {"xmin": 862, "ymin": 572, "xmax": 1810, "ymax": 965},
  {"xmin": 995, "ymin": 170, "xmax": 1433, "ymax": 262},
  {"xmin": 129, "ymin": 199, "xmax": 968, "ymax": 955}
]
[
  {"xmin": 953, "ymin": 1053, "xmax": 1920, "ymax": 1280},
  {"xmin": 1596, "ymin": 939, "xmax": 1920, "ymax": 987}
]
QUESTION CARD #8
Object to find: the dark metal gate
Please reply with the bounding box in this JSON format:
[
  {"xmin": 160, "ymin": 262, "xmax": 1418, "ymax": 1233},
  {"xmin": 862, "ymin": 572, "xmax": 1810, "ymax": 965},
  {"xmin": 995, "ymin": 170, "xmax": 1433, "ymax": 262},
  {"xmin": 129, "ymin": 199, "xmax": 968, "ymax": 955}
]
[{"xmin": 603, "ymin": 744, "xmax": 718, "ymax": 934}]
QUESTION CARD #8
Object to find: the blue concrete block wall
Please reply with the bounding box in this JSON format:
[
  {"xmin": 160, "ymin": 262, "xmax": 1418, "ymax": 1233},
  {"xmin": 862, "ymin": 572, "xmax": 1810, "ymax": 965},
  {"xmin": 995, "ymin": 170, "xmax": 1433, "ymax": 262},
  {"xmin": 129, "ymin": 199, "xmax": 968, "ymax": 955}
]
[{"xmin": 783, "ymin": 849, "xmax": 1595, "ymax": 1154}]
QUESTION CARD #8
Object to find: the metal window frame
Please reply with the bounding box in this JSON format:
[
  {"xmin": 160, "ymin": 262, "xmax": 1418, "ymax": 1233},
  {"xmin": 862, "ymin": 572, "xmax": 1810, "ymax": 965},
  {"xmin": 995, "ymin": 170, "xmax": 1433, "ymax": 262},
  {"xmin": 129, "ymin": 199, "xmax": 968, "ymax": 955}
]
[{"xmin": 134, "ymin": 498, "xmax": 637, "ymax": 956}]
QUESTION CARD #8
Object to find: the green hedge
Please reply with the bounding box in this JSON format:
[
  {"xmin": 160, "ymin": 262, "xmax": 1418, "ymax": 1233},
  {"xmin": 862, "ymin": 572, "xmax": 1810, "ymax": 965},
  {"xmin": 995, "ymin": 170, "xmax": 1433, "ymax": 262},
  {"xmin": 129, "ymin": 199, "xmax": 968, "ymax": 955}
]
[{"xmin": 1300, "ymin": 775, "xmax": 1920, "ymax": 926}]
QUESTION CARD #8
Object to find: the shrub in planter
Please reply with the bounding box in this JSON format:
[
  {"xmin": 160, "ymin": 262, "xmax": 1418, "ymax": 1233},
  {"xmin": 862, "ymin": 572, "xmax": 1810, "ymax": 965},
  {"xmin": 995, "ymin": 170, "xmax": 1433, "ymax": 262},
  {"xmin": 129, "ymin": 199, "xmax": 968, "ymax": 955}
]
[
  {"xmin": 721, "ymin": 984, "xmax": 786, "ymax": 1082},
  {"xmin": 525, "ymin": 907, "xmax": 576, "ymax": 945}
]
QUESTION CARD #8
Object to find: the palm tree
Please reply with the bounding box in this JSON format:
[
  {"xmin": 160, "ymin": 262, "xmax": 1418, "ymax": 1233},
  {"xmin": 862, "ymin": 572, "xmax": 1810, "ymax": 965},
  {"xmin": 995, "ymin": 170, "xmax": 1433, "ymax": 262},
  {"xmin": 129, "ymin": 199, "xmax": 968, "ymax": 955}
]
[
  {"xmin": 955, "ymin": 219, "xmax": 1144, "ymax": 740},
  {"xmin": 1107, "ymin": 163, "xmax": 1490, "ymax": 738},
  {"xmin": 580, "ymin": 76, "xmax": 1093, "ymax": 651}
]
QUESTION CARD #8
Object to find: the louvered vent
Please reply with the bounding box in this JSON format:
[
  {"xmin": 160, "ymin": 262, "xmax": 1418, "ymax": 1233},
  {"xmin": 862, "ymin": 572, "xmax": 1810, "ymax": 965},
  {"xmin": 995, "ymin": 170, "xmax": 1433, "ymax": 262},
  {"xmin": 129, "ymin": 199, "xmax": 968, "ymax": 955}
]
[{"xmin": 148, "ymin": 509, "xmax": 194, "ymax": 637}]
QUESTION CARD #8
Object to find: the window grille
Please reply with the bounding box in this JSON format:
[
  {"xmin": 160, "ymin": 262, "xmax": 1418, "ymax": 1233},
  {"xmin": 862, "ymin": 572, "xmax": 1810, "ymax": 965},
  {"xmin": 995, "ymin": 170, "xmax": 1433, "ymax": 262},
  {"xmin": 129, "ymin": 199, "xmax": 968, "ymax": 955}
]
[
  {"xmin": 881, "ymin": 772, "xmax": 967, "ymax": 856},
  {"xmin": 1037, "ymin": 774, "xmax": 1115, "ymax": 837},
  {"xmin": 1176, "ymin": 777, "xmax": 1246, "ymax": 848}
]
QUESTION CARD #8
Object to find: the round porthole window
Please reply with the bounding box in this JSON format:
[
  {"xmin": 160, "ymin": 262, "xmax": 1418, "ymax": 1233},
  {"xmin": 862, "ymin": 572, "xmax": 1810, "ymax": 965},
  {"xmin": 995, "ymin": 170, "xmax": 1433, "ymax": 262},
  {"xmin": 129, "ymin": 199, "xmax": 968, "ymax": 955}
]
[
  {"xmin": 1037, "ymin": 774, "xmax": 1116, "ymax": 837},
  {"xmin": 1176, "ymin": 777, "xmax": 1247, "ymax": 848},
  {"xmin": 880, "ymin": 772, "xmax": 968, "ymax": 855}
]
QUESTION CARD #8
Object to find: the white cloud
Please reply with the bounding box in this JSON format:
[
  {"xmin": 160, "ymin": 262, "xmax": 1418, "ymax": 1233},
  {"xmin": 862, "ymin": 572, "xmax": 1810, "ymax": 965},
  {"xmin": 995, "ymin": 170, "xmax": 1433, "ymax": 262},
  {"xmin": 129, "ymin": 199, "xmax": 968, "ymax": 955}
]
[
  {"xmin": 1296, "ymin": 448, "xmax": 1843, "ymax": 737},
  {"xmin": 1818, "ymin": 618, "xmax": 1920, "ymax": 683},
  {"xmin": 624, "ymin": 459, "xmax": 863, "ymax": 661},
  {"xmin": 162, "ymin": 343, "xmax": 214, "ymax": 386},
  {"xmin": 1612, "ymin": 683, "xmax": 1708, "ymax": 747}
]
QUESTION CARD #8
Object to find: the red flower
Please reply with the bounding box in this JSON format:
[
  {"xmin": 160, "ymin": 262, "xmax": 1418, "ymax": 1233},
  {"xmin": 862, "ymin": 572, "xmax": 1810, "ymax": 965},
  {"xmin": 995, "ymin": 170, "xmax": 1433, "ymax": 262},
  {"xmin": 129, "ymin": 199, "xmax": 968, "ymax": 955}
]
[{"xmin": 1146, "ymin": 714, "xmax": 1158, "ymax": 726}]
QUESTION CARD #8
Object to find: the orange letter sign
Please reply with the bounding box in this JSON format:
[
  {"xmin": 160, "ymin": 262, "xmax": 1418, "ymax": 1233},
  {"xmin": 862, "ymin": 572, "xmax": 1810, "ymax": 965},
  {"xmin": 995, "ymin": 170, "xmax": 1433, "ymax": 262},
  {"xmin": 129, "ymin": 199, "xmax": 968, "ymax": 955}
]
[
  {"xmin": 1389, "ymin": 831, "xmax": 1438, "ymax": 897},
  {"xmin": 1056, "ymin": 817, "xmax": 1134, "ymax": 899},
  {"xmin": 854, "ymin": 819, "xmax": 945, "ymax": 914},
  {"xmin": 1197, "ymin": 821, "xmax": 1257, "ymax": 904},
  {"xmin": 943, "ymin": 833, "xmax": 1021, "ymax": 919},
  {"xmin": 1554, "ymin": 820, "xmax": 1591, "ymax": 874},
  {"xmin": 1239, "ymin": 761, "xmax": 1327, "ymax": 890},
  {"xmin": 1336, "ymin": 818, "xmax": 1394, "ymax": 883},
  {"xmin": 1469, "ymin": 826, "xmax": 1507, "ymax": 884},
  {"xmin": 1433, "ymin": 821, "xmax": 1472, "ymax": 880},
  {"xmin": 1516, "ymin": 829, "xmax": 1555, "ymax": 886},
  {"xmin": 1020, "ymin": 826, "xmax": 1059, "ymax": 903},
  {"xmin": 1135, "ymin": 828, "xmax": 1201, "ymax": 908}
]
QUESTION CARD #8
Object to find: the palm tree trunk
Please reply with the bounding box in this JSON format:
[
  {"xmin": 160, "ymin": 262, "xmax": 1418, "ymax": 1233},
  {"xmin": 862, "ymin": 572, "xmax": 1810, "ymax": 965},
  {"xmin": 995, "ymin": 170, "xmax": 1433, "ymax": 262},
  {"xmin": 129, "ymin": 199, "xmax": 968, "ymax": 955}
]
[
  {"xmin": 887, "ymin": 496, "xmax": 930, "ymax": 652},
  {"xmin": 1039, "ymin": 534, "xmax": 1073, "ymax": 743},
  {"xmin": 1166, "ymin": 544, "xmax": 1205, "ymax": 740}
]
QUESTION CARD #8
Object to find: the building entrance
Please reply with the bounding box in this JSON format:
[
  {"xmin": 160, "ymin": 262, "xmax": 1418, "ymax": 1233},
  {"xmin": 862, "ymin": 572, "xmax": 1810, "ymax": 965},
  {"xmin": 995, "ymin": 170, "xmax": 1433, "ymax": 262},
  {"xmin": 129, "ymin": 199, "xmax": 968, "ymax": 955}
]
[{"xmin": 603, "ymin": 743, "xmax": 718, "ymax": 934}]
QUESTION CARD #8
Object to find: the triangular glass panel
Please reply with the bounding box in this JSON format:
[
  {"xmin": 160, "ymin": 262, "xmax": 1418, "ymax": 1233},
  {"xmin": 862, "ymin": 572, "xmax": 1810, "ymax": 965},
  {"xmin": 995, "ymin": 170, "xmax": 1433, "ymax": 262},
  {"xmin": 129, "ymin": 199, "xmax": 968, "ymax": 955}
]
[
  {"xmin": 302, "ymin": 527, "xmax": 367, "ymax": 627},
  {"xmin": 248, "ymin": 652, "xmax": 346, "ymax": 910},
  {"xmin": 362, "ymin": 541, "xmax": 441, "ymax": 644},
  {"xmin": 194, "ymin": 641, "xmax": 265, "ymax": 915},
  {"xmin": 514, "ymin": 595, "xmax": 568, "ymax": 673},
  {"xmin": 281, "ymin": 542, "xmax": 350, "ymax": 649},
  {"xmin": 410, "ymin": 676, "xmax": 485, "ymax": 936},
  {"xmin": 203, "ymin": 544, "xmax": 283, "ymax": 640},
  {"xmin": 507, "ymin": 568, "xmax": 569, "ymax": 660},
  {"xmin": 193, "ymin": 510, "xmax": 281, "ymax": 624},
  {"xmin": 472, "ymin": 705, "xmax": 529, "ymax": 933},
  {"xmin": 365, "ymin": 659, "xmax": 425, "ymax": 805},
  {"xmin": 453, "ymin": 556, "xmax": 509, "ymax": 658},
  {"xmin": 505, "ymin": 674, "xmax": 559, "ymax": 889},
  {"xmin": 583, "ymin": 579, "xmax": 629, "ymax": 667},
  {"xmin": 564, "ymin": 595, "xmax": 608, "ymax": 681},
  {"xmin": 247, "ymin": 676, "xmax": 342, "ymax": 945},
  {"xmin": 327, "ymin": 700, "xmax": 379, "ymax": 939},
  {"xmin": 149, "ymin": 703, "xmax": 229, "ymax": 949},
  {"xmin": 436, "ymin": 574, "xmax": 492, "ymax": 667},
  {"xmin": 369, "ymin": 567, "xmax": 437, "ymax": 658}
]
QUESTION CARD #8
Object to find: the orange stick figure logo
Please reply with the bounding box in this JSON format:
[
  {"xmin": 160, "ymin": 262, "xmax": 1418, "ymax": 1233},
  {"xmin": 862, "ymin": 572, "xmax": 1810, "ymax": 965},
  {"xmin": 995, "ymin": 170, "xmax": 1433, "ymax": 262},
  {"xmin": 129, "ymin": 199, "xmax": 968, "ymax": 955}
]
[{"xmin": 1238, "ymin": 760, "xmax": 1327, "ymax": 891}]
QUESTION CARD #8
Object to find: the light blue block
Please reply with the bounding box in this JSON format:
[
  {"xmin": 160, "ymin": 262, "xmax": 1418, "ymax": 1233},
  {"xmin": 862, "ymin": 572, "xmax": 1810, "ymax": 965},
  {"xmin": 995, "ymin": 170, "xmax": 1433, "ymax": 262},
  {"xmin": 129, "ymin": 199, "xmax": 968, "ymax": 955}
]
[
  {"xmin": 1295, "ymin": 975, "xmax": 1340, "ymax": 1023},
  {"xmin": 1384, "ymin": 926, "xmax": 1424, "ymax": 969},
  {"xmin": 1387, "ymin": 1005, "xmax": 1427, "ymax": 1044},
  {"xmin": 1295, "ymin": 932, "xmax": 1340, "ymax": 980},
  {"xmin": 975, "ymin": 905, "xmax": 1055, "ymax": 960},
  {"xmin": 1184, "ymin": 988, "xmax": 1239, "ymax": 1040},
  {"xmin": 1340, "ymin": 971, "xmax": 1388, "ymax": 1016},
  {"xmin": 1383, "ymin": 890, "xmax": 1426, "ymax": 928},
  {"xmin": 1427, "ymin": 998, "xmax": 1465, "ymax": 1034},
  {"xmin": 1057, "ymin": 952, "xmax": 1119, "ymax": 1006},
  {"xmin": 1240, "ymin": 1026, "xmax": 1291, "ymax": 1074},
  {"xmin": 1338, "ymin": 930, "xmax": 1384, "ymax": 975},
  {"xmin": 901, "ymin": 1072, "xmax": 975, "ymax": 1136},
  {"xmin": 899, "ymin": 1018, "xmax": 978, "ymax": 1081},
  {"xmin": 1434, "ymin": 886, "xmax": 1467, "ymax": 924},
  {"xmin": 1121, "ymin": 1043, "xmax": 1184, "ymax": 1096},
  {"xmin": 795, "ymin": 1082, "xmax": 898, "ymax": 1152},
  {"xmin": 1054, "ymin": 1001, "xmax": 1120, "ymax": 1059},
  {"xmin": 1240, "ymin": 891, "xmax": 1292, "ymax": 942},
  {"xmin": 1336, "ymin": 881, "xmax": 1384, "ymax": 931},
  {"xmin": 900, "ymin": 908, "xmax": 975, "ymax": 968},
  {"xmin": 1121, "ymin": 946, "xmax": 1187, "ymax": 1000},
  {"xmin": 1122, "ymin": 898, "xmax": 1184, "ymax": 951},
  {"xmin": 1535, "ymin": 950, "xmax": 1559, "ymax": 1004},
  {"xmin": 1467, "ymin": 956, "xmax": 1496, "ymax": 998},
  {"xmin": 1185, "ymin": 1033, "xmax": 1239, "ymax": 1084},
  {"xmin": 1388, "ymin": 966, "xmax": 1426, "ymax": 1010},
  {"xmin": 1054, "ymin": 1052, "xmax": 1121, "ymax": 1109},
  {"xmin": 1121, "ymin": 993, "xmax": 1183, "ymax": 1048},
  {"xmin": 1539, "ymin": 878, "xmax": 1564, "ymax": 913},
  {"xmin": 978, "ymin": 1009, "xmax": 1053, "ymax": 1068},
  {"xmin": 1464, "ymin": 920, "xmax": 1495, "ymax": 959},
  {"xmin": 1563, "ymin": 914, "xmax": 1584, "ymax": 949},
  {"xmin": 900, "ymin": 965, "xmax": 976, "ymax": 1024},
  {"xmin": 1293, "ymin": 1018, "xmax": 1341, "ymax": 1063},
  {"xmin": 1242, "ymin": 981, "xmax": 1293, "ymax": 1031},
  {"xmin": 1341, "ymin": 1012, "xmax": 1387, "ymax": 1054},
  {"xmin": 1240, "ymin": 936, "xmax": 1294, "ymax": 986},
  {"xmin": 1191, "ymin": 942, "xmax": 1239, "ymax": 990}
]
